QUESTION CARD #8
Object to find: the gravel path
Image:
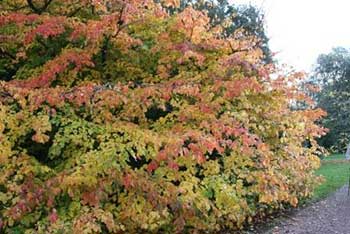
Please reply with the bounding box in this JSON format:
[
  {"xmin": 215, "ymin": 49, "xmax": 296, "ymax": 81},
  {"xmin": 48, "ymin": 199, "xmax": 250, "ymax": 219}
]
[{"xmin": 263, "ymin": 185, "xmax": 350, "ymax": 234}]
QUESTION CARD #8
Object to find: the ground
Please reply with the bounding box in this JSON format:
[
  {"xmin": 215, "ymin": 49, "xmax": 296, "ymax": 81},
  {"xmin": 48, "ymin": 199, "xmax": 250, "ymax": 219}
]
[
  {"xmin": 258, "ymin": 154, "xmax": 350, "ymax": 234},
  {"xmin": 262, "ymin": 185, "xmax": 350, "ymax": 234},
  {"xmin": 236, "ymin": 154, "xmax": 350, "ymax": 234}
]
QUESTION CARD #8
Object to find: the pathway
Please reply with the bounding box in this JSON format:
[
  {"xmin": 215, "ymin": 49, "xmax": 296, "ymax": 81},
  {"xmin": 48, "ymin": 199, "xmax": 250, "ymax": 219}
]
[{"xmin": 262, "ymin": 185, "xmax": 350, "ymax": 234}]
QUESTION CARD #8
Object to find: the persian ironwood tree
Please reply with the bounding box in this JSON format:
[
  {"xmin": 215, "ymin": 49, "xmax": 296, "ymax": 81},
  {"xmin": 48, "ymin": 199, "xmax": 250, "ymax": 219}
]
[
  {"xmin": 0, "ymin": 0, "xmax": 326, "ymax": 233},
  {"xmin": 163, "ymin": 0, "xmax": 273, "ymax": 63}
]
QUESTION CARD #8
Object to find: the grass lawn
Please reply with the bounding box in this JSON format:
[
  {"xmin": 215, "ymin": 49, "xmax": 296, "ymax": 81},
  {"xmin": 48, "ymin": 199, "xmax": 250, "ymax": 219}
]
[
  {"xmin": 313, "ymin": 153, "xmax": 350, "ymax": 200},
  {"xmin": 322, "ymin": 153, "xmax": 345, "ymax": 161}
]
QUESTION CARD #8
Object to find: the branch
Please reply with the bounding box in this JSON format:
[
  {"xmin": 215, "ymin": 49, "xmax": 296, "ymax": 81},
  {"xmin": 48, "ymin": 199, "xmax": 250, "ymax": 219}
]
[
  {"xmin": 228, "ymin": 41, "xmax": 235, "ymax": 54},
  {"xmin": 27, "ymin": 0, "xmax": 54, "ymax": 14},
  {"xmin": 0, "ymin": 90, "xmax": 12, "ymax": 99},
  {"xmin": 228, "ymin": 41, "xmax": 249, "ymax": 54},
  {"xmin": 67, "ymin": 6, "xmax": 83, "ymax": 17},
  {"xmin": 227, "ymin": 39, "xmax": 259, "ymax": 55},
  {"xmin": 26, "ymin": 0, "xmax": 41, "ymax": 14},
  {"xmin": 112, "ymin": 5, "xmax": 126, "ymax": 38},
  {"xmin": 0, "ymin": 48, "xmax": 16, "ymax": 60},
  {"xmin": 7, "ymin": 1, "xmax": 29, "ymax": 11},
  {"xmin": 42, "ymin": 0, "xmax": 54, "ymax": 11},
  {"xmin": 101, "ymin": 35, "xmax": 110, "ymax": 65}
]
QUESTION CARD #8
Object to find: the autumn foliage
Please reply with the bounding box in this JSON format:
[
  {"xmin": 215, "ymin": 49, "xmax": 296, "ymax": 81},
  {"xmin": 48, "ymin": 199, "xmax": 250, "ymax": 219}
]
[{"xmin": 0, "ymin": 0, "xmax": 327, "ymax": 233}]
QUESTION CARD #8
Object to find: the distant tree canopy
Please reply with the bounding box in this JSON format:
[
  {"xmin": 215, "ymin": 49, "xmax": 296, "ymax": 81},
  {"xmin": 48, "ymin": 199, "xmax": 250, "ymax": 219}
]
[
  {"xmin": 162, "ymin": 0, "xmax": 272, "ymax": 63},
  {"xmin": 312, "ymin": 47, "xmax": 350, "ymax": 151}
]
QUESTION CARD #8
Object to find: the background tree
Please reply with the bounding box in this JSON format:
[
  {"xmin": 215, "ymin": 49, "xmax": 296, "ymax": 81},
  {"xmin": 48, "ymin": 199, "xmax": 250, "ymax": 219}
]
[{"xmin": 311, "ymin": 47, "xmax": 350, "ymax": 151}]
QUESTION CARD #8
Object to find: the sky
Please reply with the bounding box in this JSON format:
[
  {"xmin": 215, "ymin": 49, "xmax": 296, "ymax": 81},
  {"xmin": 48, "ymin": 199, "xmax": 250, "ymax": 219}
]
[{"xmin": 232, "ymin": 0, "xmax": 350, "ymax": 73}]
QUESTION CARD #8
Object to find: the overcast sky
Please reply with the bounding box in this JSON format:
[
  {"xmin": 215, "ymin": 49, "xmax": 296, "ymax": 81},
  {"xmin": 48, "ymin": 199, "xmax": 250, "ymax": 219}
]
[{"xmin": 232, "ymin": 0, "xmax": 350, "ymax": 73}]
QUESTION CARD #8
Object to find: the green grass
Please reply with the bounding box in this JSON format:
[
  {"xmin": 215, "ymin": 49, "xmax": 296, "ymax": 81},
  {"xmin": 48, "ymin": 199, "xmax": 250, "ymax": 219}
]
[
  {"xmin": 322, "ymin": 153, "xmax": 345, "ymax": 161},
  {"xmin": 313, "ymin": 155, "xmax": 350, "ymax": 200}
]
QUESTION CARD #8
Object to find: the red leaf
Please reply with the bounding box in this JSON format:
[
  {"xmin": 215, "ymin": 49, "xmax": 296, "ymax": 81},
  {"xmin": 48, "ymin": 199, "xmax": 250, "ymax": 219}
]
[
  {"xmin": 168, "ymin": 161, "xmax": 179, "ymax": 170},
  {"xmin": 47, "ymin": 197, "xmax": 55, "ymax": 208},
  {"xmin": 49, "ymin": 209, "xmax": 58, "ymax": 223},
  {"xmin": 147, "ymin": 161, "xmax": 158, "ymax": 173},
  {"xmin": 81, "ymin": 191, "xmax": 100, "ymax": 207},
  {"xmin": 24, "ymin": 17, "xmax": 66, "ymax": 45},
  {"xmin": 122, "ymin": 174, "xmax": 134, "ymax": 189},
  {"xmin": 156, "ymin": 150, "xmax": 168, "ymax": 161}
]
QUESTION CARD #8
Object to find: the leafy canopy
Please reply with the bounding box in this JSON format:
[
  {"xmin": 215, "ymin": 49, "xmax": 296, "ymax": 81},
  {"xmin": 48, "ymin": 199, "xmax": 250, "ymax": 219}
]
[
  {"xmin": 0, "ymin": 0, "xmax": 326, "ymax": 233},
  {"xmin": 311, "ymin": 47, "xmax": 350, "ymax": 151}
]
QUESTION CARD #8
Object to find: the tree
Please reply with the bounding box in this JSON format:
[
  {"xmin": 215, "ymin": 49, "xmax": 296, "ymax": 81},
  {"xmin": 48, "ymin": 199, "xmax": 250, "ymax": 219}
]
[
  {"xmin": 0, "ymin": 0, "xmax": 325, "ymax": 233},
  {"xmin": 162, "ymin": 0, "xmax": 272, "ymax": 62},
  {"xmin": 312, "ymin": 47, "xmax": 350, "ymax": 151}
]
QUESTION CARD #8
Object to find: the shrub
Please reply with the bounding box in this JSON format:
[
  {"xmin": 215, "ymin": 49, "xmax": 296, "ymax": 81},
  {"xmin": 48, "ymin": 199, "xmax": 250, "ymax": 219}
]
[{"xmin": 0, "ymin": 0, "xmax": 326, "ymax": 233}]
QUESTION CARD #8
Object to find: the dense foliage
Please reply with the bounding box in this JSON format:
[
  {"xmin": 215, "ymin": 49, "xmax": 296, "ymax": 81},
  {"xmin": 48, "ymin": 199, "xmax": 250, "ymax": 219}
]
[
  {"xmin": 311, "ymin": 47, "xmax": 350, "ymax": 152},
  {"xmin": 0, "ymin": 0, "xmax": 326, "ymax": 233},
  {"xmin": 164, "ymin": 0, "xmax": 272, "ymax": 63}
]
